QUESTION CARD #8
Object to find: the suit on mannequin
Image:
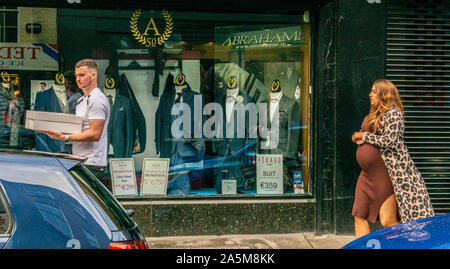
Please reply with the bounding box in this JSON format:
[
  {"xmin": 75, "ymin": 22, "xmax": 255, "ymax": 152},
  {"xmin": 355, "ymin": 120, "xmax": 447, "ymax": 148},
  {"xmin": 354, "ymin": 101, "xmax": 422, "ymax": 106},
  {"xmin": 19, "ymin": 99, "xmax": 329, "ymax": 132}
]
[
  {"xmin": 213, "ymin": 76, "xmax": 257, "ymax": 194},
  {"xmin": 258, "ymin": 80, "xmax": 302, "ymax": 191},
  {"xmin": 34, "ymin": 87, "xmax": 65, "ymax": 153},
  {"xmin": 107, "ymin": 91, "xmax": 135, "ymax": 158},
  {"xmin": 120, "ymin": 74, "xmax": 147, "ymax": 154},
  {"xmin": 155, "ymin": 74, "xmax": 205, "ymax": 195}
]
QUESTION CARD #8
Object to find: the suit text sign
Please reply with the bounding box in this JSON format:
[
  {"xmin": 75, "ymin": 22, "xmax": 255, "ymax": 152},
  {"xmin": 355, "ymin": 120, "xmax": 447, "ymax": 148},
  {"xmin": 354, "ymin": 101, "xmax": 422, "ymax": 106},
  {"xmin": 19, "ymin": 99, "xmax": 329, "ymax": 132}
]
[{"xmin": 256, "ymin": 154, "xmax": 283, "ymax": 194}]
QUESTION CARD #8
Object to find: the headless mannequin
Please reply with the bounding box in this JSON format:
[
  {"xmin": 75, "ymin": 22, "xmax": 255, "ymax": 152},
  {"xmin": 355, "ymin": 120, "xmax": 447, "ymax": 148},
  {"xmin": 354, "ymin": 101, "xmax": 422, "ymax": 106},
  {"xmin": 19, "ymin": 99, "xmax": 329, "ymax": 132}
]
[
  {"xmin": 52, "ymin": 83, "xmax": 68, "ymax": 113},
  {"xmin": 268, "ymin": 80, "xmax": 282, "ymax": 121},
  {"xmin": 174, "ymin": 74, "xmax": 187, "ymax": 103},
  {"xmin": 104, "ymin": 88, "xmax": 117, "ymax": 106},
  {"xmin": 225, "ymin": 76, "xmax": 239, "ymax": 124}
]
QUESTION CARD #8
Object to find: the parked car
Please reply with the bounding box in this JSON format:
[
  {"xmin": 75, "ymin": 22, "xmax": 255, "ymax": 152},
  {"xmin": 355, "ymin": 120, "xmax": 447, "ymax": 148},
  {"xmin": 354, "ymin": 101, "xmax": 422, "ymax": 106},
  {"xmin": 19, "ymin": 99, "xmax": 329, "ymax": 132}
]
[
  {"xmin": 0, "ymin": 149, "xmax": 148, "ymax": 249},
  {"xmin": 342, "ymin": 213, "xmax": 450, "ymax": 249}
]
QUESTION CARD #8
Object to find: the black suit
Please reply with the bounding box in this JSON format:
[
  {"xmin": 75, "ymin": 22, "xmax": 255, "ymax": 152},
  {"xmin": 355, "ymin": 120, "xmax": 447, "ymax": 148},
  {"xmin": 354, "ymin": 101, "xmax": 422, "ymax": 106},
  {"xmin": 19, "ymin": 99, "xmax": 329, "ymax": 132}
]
[
  {"xmin": 213, "ymin": 92, "xmax": 257, "ymax": 193},
  {"xmin": 108, "ymin": 93, "xmax": 134, "ymax": 158}
]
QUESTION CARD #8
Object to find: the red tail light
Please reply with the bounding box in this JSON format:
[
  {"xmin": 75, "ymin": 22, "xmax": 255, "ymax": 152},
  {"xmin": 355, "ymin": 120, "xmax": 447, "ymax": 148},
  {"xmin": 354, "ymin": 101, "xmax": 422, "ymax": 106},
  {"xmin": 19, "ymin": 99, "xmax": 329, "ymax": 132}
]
[{"xmin": 108, "ymin": 240, "xmax": 148, "ymax": 249}]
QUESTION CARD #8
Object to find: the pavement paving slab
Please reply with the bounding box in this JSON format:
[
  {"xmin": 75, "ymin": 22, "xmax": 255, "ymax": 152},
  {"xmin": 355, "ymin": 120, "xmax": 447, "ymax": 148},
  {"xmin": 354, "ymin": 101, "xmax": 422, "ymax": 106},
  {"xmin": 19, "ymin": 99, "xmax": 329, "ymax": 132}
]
[{"xmin": 146, "ymin": 233, "xmax": 356, "ymax": 249}]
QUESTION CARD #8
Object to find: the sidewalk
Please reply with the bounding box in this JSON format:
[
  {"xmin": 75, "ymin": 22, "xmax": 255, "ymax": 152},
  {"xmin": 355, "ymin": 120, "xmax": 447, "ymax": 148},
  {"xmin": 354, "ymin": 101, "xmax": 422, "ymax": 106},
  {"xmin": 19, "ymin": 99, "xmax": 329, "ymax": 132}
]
[{"xmin": 146, "ymin": 233, "xmax": 356, "ymax": 249}]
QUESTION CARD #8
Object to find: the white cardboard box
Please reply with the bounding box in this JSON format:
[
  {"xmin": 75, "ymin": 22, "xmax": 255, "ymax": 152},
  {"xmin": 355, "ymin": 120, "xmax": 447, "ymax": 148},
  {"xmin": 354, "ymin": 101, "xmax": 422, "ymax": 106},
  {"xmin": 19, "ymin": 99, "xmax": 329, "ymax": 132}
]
[{"xmin": 25, "ymin": 110, "xmax": 83, "ymax": 134}]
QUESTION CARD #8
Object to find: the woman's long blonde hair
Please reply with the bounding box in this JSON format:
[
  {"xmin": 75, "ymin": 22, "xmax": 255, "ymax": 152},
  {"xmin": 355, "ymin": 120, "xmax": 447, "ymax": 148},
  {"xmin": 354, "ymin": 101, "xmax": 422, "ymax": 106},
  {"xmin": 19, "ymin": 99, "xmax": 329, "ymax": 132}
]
[{"xmin": 364, "ymin": 79, "xmax": 404, "ymax": 134}]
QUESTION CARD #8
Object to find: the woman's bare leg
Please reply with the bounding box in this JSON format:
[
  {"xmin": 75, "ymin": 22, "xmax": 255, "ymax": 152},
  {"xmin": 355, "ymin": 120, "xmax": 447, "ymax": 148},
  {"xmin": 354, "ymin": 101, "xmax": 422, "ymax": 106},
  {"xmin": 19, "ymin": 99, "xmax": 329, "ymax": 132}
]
[
  {"xmin": 379, "ymin": 194, "xmax": 399, "ymax": 228},
  {"xmin": 354, "ymin": 216, "xmax": 370, "ymax": 238}
]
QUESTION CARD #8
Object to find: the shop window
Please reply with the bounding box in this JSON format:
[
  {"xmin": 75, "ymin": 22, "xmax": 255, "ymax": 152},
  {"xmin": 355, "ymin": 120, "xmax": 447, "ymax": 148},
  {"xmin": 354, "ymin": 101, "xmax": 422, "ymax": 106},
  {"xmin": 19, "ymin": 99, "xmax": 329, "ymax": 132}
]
[
  {"xmin": 98, "ymin": 10, "xmax": 312, "ymax": 197},
  {"xmin": 0, "ymin": 6, "xmax": 18, "ymax": 42},
  {"xmin": 1, "ymin": 6, "xmax": 311, "ymax": 198}
]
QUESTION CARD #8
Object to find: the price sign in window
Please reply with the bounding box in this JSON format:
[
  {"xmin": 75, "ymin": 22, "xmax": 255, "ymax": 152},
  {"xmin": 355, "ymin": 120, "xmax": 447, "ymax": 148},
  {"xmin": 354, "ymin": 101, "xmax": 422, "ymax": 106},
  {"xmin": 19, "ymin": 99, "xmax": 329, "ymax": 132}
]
[{"xmin": 256, "ymin": 154, "xmax": 283, "ymax": 194}]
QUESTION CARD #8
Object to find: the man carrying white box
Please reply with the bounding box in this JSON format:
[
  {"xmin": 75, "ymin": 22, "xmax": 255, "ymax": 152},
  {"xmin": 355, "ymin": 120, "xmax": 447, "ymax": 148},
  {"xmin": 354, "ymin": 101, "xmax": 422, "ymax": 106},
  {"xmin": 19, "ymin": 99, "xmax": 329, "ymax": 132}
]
[{"xmin": 44, "ymin": 59, "xmax": 111, "ymax": 180}]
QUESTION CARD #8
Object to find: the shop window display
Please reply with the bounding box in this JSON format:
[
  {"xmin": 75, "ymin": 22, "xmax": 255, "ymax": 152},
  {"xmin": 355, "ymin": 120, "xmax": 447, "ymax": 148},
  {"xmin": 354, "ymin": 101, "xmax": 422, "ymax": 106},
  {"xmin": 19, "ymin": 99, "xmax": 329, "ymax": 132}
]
[{"xmin": 0, "ymin": 6, "xmax": 311, "ymax": 197}]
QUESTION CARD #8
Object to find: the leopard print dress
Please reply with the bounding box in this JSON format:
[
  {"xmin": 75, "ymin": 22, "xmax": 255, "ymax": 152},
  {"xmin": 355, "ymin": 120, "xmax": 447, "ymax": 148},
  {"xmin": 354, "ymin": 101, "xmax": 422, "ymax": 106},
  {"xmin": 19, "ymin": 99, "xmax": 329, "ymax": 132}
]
[{"xmin": 362, "ymin": 108, "xmax": 435, "ymax": 223}]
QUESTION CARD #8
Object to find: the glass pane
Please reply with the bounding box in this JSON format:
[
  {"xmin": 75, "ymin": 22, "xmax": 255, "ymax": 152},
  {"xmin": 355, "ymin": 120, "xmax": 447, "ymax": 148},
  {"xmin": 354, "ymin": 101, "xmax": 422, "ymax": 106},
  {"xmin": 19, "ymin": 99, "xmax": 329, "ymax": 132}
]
[
  {"xmin": 5, "ymin": 27, "xmax": 17, "ymax": 42},
  {"xmin": 69, "ymin": 165, "xmax": 135, "ymax": 231},
  {"xmin": 0, "ymin": 5, "xmax": 311, "ymax": 198},
  {"xmin": 0, "ymin": 188, "xmax": 12, "ymax": 235},
  {"xmin": 4, "ymin": 11, "xmax": 17, "ymax": 27}
]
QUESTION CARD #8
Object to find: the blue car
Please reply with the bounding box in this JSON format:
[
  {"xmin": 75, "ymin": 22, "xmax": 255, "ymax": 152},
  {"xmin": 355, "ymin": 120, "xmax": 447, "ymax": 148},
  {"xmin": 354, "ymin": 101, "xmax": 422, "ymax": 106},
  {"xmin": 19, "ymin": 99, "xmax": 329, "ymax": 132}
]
[
  {"xmin": 0, "ymin": 149, "xmax": 148, "ymax": 249},
  {"xmin": 342, "ymin": 213, "xmax": 450, "ymax": 249}
]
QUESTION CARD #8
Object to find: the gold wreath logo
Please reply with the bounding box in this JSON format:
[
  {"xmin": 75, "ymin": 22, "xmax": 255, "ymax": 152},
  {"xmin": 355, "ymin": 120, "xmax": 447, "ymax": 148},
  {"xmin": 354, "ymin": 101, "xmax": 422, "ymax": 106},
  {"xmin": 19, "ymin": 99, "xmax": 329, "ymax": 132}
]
[
  {"xmin": 130, "ymin": 9, "xmax": 173, "ymax": 47},
  {"xmin": 227, "ymin": 76, "xmax": 238, "ymax": 89},
  {"xmin": 1, "ymin": 72, "xmax": 10, "ymax": 83},
  {"xmin": 271, "ymin": 80, "xmax": 280, "ymax": 92},
  {"xmin": 56, "ymin": 73, "xmax": 65, "ymax": 85},
  {"xmin": 105, "ymin": 77, "xmax": 115, "ymax": 89},
  {"xmin": 176, "ymin": 74, "xmax": 186, "ymax": 86}
]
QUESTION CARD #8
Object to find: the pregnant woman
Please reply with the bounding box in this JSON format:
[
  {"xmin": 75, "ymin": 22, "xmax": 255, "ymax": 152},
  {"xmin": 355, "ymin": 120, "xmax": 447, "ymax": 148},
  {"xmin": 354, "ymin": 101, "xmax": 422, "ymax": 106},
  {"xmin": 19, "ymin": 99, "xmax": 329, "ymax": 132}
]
[
  {"xmin": 352, "ymin": 119, "xmax": 398, "ymax": 238},
  {"xmin": 351, "ymin": 79, "xmax": 434, "ymax": 238}
]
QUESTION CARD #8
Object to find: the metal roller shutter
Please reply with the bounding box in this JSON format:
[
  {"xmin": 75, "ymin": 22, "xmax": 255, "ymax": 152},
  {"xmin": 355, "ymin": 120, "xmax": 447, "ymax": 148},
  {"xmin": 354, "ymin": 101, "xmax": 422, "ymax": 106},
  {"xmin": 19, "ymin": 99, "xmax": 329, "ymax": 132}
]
[{"xmin": 386, "ymin": 0, "xmax": 450, "ymax": 215}]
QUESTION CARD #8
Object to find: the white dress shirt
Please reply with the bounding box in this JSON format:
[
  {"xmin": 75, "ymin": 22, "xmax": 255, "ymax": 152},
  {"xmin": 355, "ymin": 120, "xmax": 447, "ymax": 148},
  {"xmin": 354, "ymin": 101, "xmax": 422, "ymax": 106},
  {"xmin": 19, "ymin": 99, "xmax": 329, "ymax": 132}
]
[
  {"xmin": 269, "ymin": 91, "xmax": 283, "ymax": 122},
  {"xmin": 225, "ymin": 88, "xmax": 239, "ymax": 124}
]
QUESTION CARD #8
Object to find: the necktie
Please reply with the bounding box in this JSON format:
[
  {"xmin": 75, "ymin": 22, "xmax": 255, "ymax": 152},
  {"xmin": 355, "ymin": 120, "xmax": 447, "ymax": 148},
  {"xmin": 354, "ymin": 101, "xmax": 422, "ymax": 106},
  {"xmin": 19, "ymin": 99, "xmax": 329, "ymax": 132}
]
[{"xmin": 175, "ymin": 92, "xmax": 182, "ymax": 103}]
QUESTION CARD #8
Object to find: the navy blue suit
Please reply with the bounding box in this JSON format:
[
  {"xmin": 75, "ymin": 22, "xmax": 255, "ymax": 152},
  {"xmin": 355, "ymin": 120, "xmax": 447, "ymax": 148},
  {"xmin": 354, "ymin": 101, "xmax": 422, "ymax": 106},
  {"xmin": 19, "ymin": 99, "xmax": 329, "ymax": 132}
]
[
  {"xmin": 34, "ymin": 88, "xmax": 65, "ymax": 153},
  {"xmin": 155, "ymin": 84, "xmax": 205, "ymax": 195}
]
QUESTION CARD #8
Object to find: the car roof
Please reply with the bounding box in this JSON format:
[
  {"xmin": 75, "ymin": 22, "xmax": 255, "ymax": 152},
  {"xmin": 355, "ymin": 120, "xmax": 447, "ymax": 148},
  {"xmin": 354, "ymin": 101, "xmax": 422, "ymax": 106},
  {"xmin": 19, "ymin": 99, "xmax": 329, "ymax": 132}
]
[
  {"xmin": 342, "ymin": 213, "xmax": 450, "ymax": 249},
  {"xmin": 0, "ymin": 149, "xmax": 86, "ymax": 170}
]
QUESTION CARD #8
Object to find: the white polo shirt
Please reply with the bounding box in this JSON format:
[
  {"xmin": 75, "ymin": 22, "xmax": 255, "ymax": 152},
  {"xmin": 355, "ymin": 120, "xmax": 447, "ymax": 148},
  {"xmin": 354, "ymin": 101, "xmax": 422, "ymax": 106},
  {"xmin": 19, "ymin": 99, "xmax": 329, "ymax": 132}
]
[{"xmin": 73, "ymin": 88, "xmax": 110, "ymax": 166}]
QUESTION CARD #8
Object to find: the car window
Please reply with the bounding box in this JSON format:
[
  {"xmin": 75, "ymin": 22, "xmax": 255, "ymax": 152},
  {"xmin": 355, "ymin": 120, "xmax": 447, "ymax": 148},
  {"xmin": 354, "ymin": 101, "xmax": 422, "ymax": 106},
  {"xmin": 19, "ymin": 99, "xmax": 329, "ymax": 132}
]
[
  {"xmin": 0, "ymin": 186, "xmax": 12, "ymax": 236},
  {"xmin": 69, "ymin": 165, "xmax": 135, "ymax": 231}
]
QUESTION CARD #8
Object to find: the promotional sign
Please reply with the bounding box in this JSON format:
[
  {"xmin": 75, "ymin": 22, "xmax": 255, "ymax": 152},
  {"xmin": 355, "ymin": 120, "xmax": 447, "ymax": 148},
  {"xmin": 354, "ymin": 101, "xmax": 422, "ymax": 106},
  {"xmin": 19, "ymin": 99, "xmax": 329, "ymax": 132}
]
[
  {"xmin": 222, "ymin": 179, "xmax": 237, "ymax": 195},
  {"xmin": 30, "ymin": 80, "xmax": 55, "ymax": 108},
  {"xmin": 0, "ymin": 213, "xmax": 9, "ymax": 234},
  {"xmin": 256, "ymin": 154, "xmax": 283, "ymax": 194},
  {"xmin": 110, "ymin": 158, "xmax": 138, "ymax": 196},
  {"xmin": 293, "ymin": 170, "xmax": 304, "ymax": 194},
  {"xmin": 141, "ymin": 158, "xmax": 170, "ymax": 195},
  {"xmin": 0, "ymin": 43, "xmax": 59, "ymax": 71}
]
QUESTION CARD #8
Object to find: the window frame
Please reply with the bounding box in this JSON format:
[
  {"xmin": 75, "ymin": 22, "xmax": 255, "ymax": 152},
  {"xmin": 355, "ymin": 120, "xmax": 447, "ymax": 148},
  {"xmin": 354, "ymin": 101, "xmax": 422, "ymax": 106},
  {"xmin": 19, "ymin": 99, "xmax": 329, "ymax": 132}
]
[
  {"xmin": 0, "ymin": 6, "xmax": 19, "ymax": 42},
  {"xmin": 0, "ymin": 182, "xmax": 14, "ymax": 237}
]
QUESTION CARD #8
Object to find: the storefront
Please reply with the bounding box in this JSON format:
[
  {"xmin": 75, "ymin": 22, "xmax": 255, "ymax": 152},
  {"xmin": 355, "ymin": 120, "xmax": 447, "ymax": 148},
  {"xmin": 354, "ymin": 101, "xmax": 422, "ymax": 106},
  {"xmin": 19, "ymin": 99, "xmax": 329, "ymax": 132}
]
[
  {"xmin": 1, "ymin": 0, "xmax": 448, "ymax": 237},
  {"xmin": 58, "ymin": 4, "xmax": 316, "ymax": 236}
]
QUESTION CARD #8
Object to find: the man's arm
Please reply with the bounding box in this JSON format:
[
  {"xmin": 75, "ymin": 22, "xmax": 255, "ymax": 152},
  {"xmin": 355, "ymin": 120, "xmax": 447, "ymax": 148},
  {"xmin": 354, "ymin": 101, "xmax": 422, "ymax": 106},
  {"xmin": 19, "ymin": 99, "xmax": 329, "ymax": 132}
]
[{"xmin": 45, "ymin": 119, "xmax": 105, "ymax": 142}]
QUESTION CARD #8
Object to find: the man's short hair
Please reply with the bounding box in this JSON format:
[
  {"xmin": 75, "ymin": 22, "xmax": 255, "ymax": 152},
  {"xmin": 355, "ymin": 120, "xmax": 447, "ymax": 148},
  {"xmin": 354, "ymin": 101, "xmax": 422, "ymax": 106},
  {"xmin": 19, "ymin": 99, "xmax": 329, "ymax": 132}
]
[
  {"xmin": 40, "ymin": 82, "xmax": 46, "ymax": 86},
  {"xmin": 75, "ymin": 59, "xmax": 99, "ymax": 72}
]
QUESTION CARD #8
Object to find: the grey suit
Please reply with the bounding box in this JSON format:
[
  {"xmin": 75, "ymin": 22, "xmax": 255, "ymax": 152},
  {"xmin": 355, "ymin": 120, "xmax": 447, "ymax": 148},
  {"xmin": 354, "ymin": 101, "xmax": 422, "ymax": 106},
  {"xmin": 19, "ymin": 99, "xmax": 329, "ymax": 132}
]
[
  {"xmin": 258, "ymin": 94, "xmax": 301, "ymax": 159},
  {"xmin": 258, "ymin": 94, "xmax": 302, "ymax": 191}
]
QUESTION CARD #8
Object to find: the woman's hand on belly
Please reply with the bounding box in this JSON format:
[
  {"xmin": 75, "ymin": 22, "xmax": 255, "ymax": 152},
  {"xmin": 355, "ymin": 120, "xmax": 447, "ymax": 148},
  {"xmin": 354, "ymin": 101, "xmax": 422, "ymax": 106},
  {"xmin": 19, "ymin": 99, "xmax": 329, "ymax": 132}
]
[{"xmin": 352, "ymin": 131, "xmax": 364, "ymax": 144}]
